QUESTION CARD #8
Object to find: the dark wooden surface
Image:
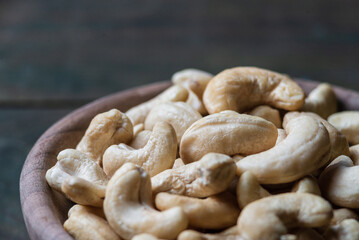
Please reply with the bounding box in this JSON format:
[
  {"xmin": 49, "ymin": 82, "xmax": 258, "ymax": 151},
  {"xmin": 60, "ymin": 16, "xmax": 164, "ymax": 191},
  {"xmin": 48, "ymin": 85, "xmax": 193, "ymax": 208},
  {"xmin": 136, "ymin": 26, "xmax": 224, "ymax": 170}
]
[{"xmin": 1, "ymin": 0, "xmax": 359, "ymax": 239}]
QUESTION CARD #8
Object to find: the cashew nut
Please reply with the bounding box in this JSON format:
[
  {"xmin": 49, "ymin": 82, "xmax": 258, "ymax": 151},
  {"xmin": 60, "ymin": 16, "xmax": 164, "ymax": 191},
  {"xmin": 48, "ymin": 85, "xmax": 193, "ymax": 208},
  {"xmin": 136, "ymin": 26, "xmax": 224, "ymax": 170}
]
[
  {"xmin": 301, "ymin": 83, "xmax": 337, "ymax": 119},
  {"xmin": 155, "ymin": 192, "xmax": 239, "ymax": 229},
  {"xmin": 328, "ymin": 111, "xmax": 359, "ymax": 145},
  {"xmin": 237, "ymin": 193, "xmax": 332, "ymax": 240},
  {"xmin": 45, "ymin": 149, "xmax": 108, "ymax": 206},
  {"xmin": 291, "ymin": 175, "xmax": 321, "ymax": 196},
  {"xmin": 129, "ymin": 130, "xmax": 151, "ymax": 149},
  {"xmin": 236, "ymin": 115, "xmax": 331, "ymax": 184},
  {"xmin": 133, "ymin": 123, "xmax": 144, "ymax": 137},
  {"xmin": 103, "ymin": 121, "xmax": 177, "ymax": 177},
  {"xmin": 319, "ymin": 155, "xmax": 359, "ymax": 208},
  {"xmin": 151, "ymin": 153, "xmax": 236, "ymax": 198},
  {"xmin": 324, "ymin": 219, "xmax": 359, "ymax": 240},
  {"xmin": 144, "ymin": 102, "xmax": 202, "ymax": 142},
  {"xmin": 331, "ymin": 208, "xmax": 359, "ymax": 226},
  {"xmin": 180, "ymin": 110, "xmax": 278, "ymax": 163},
  {"xmin": 104, "ymin": 163, "xmax": 188, "ymax": 240},
  {"xmin": 349, "ymin": 144, "xmax": 359, "ymax": 166},
  {"xmin": 132, "ymin": 234, "xmax": 161, "ymax": 240},
  {"xmin": 248, "ymin": 105, "xmax": 282, "ymax": 128},
  {"xmin": 178, "ymin": 228, "xmax": 242, "ymax": 240},
  {"xmin": 203, "ymin": 67, "xmax": 305, "ymax": 114},
  {"xmin": 76, "ymin": 109, "xmax": 133, "ymax": 166}
]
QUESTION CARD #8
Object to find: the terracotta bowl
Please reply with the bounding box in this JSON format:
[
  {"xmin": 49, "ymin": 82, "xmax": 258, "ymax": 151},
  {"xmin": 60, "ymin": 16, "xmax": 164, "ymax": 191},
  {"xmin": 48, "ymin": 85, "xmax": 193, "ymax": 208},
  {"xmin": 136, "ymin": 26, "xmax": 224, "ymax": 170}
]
[{"xmin": 20, "ymin": 80, "xmax": 359, "ymax": 240}]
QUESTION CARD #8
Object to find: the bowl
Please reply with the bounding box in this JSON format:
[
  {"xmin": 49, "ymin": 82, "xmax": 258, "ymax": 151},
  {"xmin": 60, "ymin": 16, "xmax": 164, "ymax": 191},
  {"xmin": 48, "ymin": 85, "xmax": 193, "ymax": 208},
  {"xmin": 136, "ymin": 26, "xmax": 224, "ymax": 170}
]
[{"xmin": 20, "ymin": 79, "xmax": 359, "ymax": 240}]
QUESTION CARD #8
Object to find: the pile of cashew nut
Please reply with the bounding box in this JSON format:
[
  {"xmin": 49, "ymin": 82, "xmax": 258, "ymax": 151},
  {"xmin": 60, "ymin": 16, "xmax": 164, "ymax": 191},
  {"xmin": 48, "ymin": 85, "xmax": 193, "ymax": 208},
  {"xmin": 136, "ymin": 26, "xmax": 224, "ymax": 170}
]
[{"xmin": 46, "ymin": 67, "xmax": 359, "ymax": 240}]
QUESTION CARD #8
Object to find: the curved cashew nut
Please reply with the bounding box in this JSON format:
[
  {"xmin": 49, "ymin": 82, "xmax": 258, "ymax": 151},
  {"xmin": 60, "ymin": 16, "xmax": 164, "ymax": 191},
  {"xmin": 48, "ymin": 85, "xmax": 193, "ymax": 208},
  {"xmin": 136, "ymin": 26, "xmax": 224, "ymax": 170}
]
[
  {"xmin": 129, "ymin": 130, "xmax": 151, "ymax": 149},
  {"xmin": 178, "ymin": 228, "xmax": 242, "ymax": 240},
  {"xmin": 132, "ymin": 234, "xmax": 162, "ymax": 240},
  {"xmin": 68, "ymin": 204, "xmax": 106, "ymax": 219},
  {"xmin": 104, "ymin": 163, "xmax": 188, "ymax": 240},
  {"xmin": 203, "ymin": 67, "xmax": 305, "ymax": 114},
  {"xmin": 237, "ymin": 193, "xmax": 332, "ymax": 240},
  {"xmin": 350, "ymin": 144, "xmax": 359, "ymax": 166},
  {"xmin": 324, "ymin": 219, "xmax": 359, "ymax": 240},
  {"xmin": 64, "ymin": 204, "xmax": 120, "ymax": 240},
  {"xmin": 301, "ymin": 83, "xmax": 337, "ymax": 119},
  {"xmin": 45, "ymin": 149, "xmax": 108, "ymax": 206},
  {"xmin": 126, "ymin": 85, "xmax": 188, "ymax": 125},
  {"xmin": 291, "ymin": 175, "xmax": 321, "ymax": 196},
  {"xmin": 319, "ymin": 155, "xmax": 359, "ymax": 208},
  {"xmin": 331, "ymin": 208, "xmax": 359, "ymax": 226},
  {"xmin": 76, "ymin": 109, "xmax": 133, "ymax": 165},
  {"xmin": 248, "ymin": 105, "xmax": 282, "ymax": 128},
  {"xmin": 103, "ymin": 121, "xmax": 177, "ymax": 177},
  {"xmin": 151, "ymin": 153, "xmax": 236, "ymax": 198},
  {"xmin": 144, "ymin": 102, "xmax": 202, "ymax": 142},
  {"xmin": 180, "ymin": 110, "xmax": 278, "ymax": 163},
  {"xmin": 328, "ymin": 111, "xmax": 359, "ymax": 145},
  {"xmin": 155, "ymin": 192, "xmax": 239, "ymax": 229},
  {"xmin": 236, "ymin": 115, "xmax": 331, "ymax": 184}
]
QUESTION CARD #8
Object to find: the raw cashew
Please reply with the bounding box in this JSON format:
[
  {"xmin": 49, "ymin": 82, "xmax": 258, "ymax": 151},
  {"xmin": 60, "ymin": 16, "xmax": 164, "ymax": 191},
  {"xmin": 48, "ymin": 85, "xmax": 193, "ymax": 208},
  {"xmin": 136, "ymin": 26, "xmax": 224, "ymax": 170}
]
[
  {"xmin": 291, "ymin": 175, "xmax": 321, "ymax": 196},
  {"xmin": 126, "ymin": 85, "xmax": 188, "ymax": 125},
  {"xmin": 152, "ymin": 153, "xmax": 236, "ymax": 198},
  {"xmin": 328, "ymin": 111, "xmax": 359, "ymax": 144},
  {"xmin": 301, "ymin": 83, "xmax": 337, "ymax": 119},
  {"xmin": 68, "ymin": 204, "xmax": 106, "ymax": 219},
  {"xmin": 203, "ymin": 67, "xmax": 305, "ymax": 114},
  {"xmin": 64, "ymin": 204, "xmax": 120, "ymax": 240},
  {"xmin": 132, "ymin": 234, "xmax": 161, "ymax": 240},
  {"xmin": 324, "ymin": 219, "xmax": 359, "ymax": 240},
  {"xmin": 319, "ymin": 155, "xmax": 359, "ymax": 208},
  {"xmin": 236, "ymin": 115, "xmax": 331, "ymax": 184},
  {"xmin": 104, "ymin": 163, "xmax": 188, "ymax": 240},
  {"xmin": 103, "ymin": 122, "xmax": 177, "ymax": 177},
  {"xmin": 236, "ymin": 171, "xmax": 270, "ymax": 209},
  {"xmin": 180, "ymin": 110, "xmax": 278, "ymax": 163},
  {"xmin": 45, "ymin": 149, "xmax": 108, "ymax": 206},
  {"xmin": 178, "ymin": 228, "xmax": 242, "ymax": 240},
  {"xmin": 350, "ymin": 144, "xmax": 359, "ymax": 165},
  {"xmin": 129, "ymin": 130, "xmax": 151, "ymax": 149},
  {"xmin": 144, "ymin": 102, "xmax": 202, "ymax": 142},
  {"xmin": 76, "ymin": 109, "xmax": 133, "ymax": 165},
  {"xmin": 331, "ymin": 208, "xmax": 359, "ymax": 226},
  {"xmin": 237, "ymin": 193, "xmax": 333, "ymax": 240},
  {"xmin": 155, "ymin": 192, "xmax": 239, "ymax": 229},
  {"xmin": 248, "ymin": 105, "xmax": 282, "ymax": 128}
]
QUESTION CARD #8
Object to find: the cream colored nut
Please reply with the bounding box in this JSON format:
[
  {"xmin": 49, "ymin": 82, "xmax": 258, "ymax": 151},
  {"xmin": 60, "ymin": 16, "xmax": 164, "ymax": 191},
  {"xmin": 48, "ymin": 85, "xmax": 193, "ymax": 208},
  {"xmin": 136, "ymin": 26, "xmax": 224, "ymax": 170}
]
[
  {"xmin": 331, "ymin": 208, "xmax": 359, "ymax": 226},
  {"xmin": 126, "ymin": 85, "xmax": 188, "ymax": 125},
  {"xmin": 132, "ymin": 234, "xmax": 161, "ymax": 240},
  {"xmin": 46, "ymin": 149, "xmax": 108, "ymax": 206},
  {"xmin": 155, "ymin": 192, "xmax": 239, "ymax": 229},
  {"xmin": 324, "ymin": 219, "xmax": 359, "ymax": 240},
  {"xmin": 68, "ymin": 204, "xmax": 106, "ymax": 219},
  {"xmin": 180, "ymin": 110, "xmax": 278, "ymax": 163},
  {"xmin": 64, "ymin": 204, "xmax": 121, "ymax": 240},
  {"xmin": 350, "ymin": 144, "xmax": 359, "ymax": 166},
  {"xmin": 152, "ymin": 153, "xmax": 236, "ymax": 198},
  {"xmin": 248, "ymin": 105, "xmax": 282, "ymax": 128},
  {"xmin": 328, "ymin": 111, "xmax": 359, "ymax": 145},
  {"xmin": 276, "ymin": 128, "xmax": 287, "ymax": 145},
  {"xmin": 319, "ymin": 155, "xmax": 359, "ymax": 208},
  {"xmin": 133, "ymin": 123, "xmax": 144, "ymax": 137},
  {"xmin": 103, "ymin": 121, "xmax": 177, "ymax": 177},
  {"xmin": 236, "ymin": 171, "xmax": 270, "ymax": 209},
  {"xmin": 144, "ymin": 102, "xmax": 202, "ymax": 142},
  {"xmin": 236, "ymin": 115, "xmax": 331, "ymax": 184},
  {"xmin": 203, "ymin": 67, "xmax": 305, "ymax": 114},
  {"xmin": 104, "ymin": 163, "xmax": 188, "ymax": 240},
  {"xmin": 291, "ymin": 175, "xmax": 321, "ymax": 196},
  {"xmin": 285, "ymin": 112, "xmax": 349, "ymax": 161},
  {"xmin": 76, "ymin": 109, "xmax": 133, "ymax": 165},
  {"xmin": 301, "ymin": 83, "xmax": 337, "ymax": 119},
  {"xmin": 237, "ymin": 193, "xmax": 333, "ymax": 240},
  {"xmin": 185, "ymin": 90, "xmax": 208, "ymax": 115},
  {"xmin": 178, "ymin": 228, "xmax": 242, "ymax": 240},
  {"xmin": 129, "ymin": 130, "xmax": 151, "ymax": 149},
  {"xmin": 172, "ymin": 158, "xmax": 185, "ymax": 169}
]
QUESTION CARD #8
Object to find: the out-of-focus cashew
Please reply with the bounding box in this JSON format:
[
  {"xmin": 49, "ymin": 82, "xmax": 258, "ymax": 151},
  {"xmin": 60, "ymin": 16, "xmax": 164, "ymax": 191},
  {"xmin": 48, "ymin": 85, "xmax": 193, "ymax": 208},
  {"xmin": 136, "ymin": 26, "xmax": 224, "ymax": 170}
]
[
  {"xmin": 133, "ymin": 123, "xmax": 144, "ymax": 137},
  {"xmin": 291, "ymin": 175, "xmax": 321, "ymax": 196},
  {"xmin": 180, "ymin": 110, "xmax": 278, "ymax": 163},
  {"xmin": 126, "ymin": 85, "xmax": 188, "ymax": 125},
  {"xmin": 284, "ymin": 112, "xmax": 349, "ymax": 161},
  {"xmin": 104, "ymin": 163, "xmax": 188, "ymax": 240},
  {"xmin": 328, "ymin": 111, "xmax": 359, "ymax": 145},
  {"xmin": 349, "ymin": 144, "xmax": 359, "ymax": 166},
  {"xmin": 152, "ymin": 153, "xmax": 236, "ymax": 198},
  {"xmin": 172, "ymin": 158, "xmax": 185, "ymax": 169},
  {"xmin": 144, "ymin": 102, "xmax": 202, "ymax": 142},
  {"xmin": 324, "ymin": 219, "xmax": 359, "ymax": 240},
  {"xmin": 155, "ymin": 192, "xmax": 239, "ymax": 229},
  {"xmin": 301, "ymin": 83, "xmax": 337, "ymax": 119},
  {"xmin": 236, "ymin": 171, "xmax": 270, "ymax": 209},
  {"xmin": 331, "ymin": 208, "xmax": 359, "ymax": 226},
  {"xmin": 237, "ymin": 193, "xmax": 333, "ymax": 240},
  {"xmin": 236, "ymin": 115, "xmax": 331, "ymax": 184},
  {"xmin": 68, "ymin": 204, "xmax": 105, "ymax": 219},
  {"xmin": 248, "ymin": 105, "xmax": 282, "ymax": 128},
  {"xmin": 178, "ymin": 229, "xmax": 243, "ymax": 240},
  {"xmin": 276, "ymin": 128, "xmax": 287, "ymax": 145},
  {"xmin": 76, "ymin": 109, "xmax": 133, "ymax": 165},
  {"xmin": 46, "ymin": 149, "xmax": 108, "ymax": 207},
  {"xmin": 319, "ymin": 155, "xmax": 359, "ymax": 208},
  {"xmin": 129, "ymin": 130, "xmax": 151, "ymax": 149},
  {"xmin": 132, "ymin": 234, "xmax": 161, "ymax": 240},
  {"xmin": 203, "ymin": 67, "xmax": 305, "ymax": 114},
  {"xmin": 64, "ymin": 204, "xmax": 120, "ymax": 240},
  {"xmin": 103, "ymin": 122, "xmax": 177, "ymax": 177}
]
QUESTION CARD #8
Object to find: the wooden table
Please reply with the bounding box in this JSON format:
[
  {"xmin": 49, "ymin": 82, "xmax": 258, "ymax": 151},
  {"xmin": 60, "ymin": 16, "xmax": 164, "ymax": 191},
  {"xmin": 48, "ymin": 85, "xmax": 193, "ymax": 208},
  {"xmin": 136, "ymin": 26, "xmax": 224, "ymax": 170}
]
[{"xmin": 1, "ymin": 0, "xmax": 359, "ymax": 239}]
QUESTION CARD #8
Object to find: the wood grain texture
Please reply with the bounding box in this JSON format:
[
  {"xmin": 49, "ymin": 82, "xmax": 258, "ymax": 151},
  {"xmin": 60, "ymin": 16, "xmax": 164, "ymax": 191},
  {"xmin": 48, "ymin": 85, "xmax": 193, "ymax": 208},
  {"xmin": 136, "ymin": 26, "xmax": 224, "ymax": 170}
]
[{"xmin": 20, "ymin": 80, "xmax": 359, "ymax": 240}]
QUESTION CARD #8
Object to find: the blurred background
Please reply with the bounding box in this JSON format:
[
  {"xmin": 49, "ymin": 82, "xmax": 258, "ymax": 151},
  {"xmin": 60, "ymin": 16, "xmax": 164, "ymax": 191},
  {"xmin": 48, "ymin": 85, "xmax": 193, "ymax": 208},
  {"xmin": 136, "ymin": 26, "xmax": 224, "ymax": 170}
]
[{"xmin": 1, "ymin": 0, "xmax": 359, "ymax": 239}]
